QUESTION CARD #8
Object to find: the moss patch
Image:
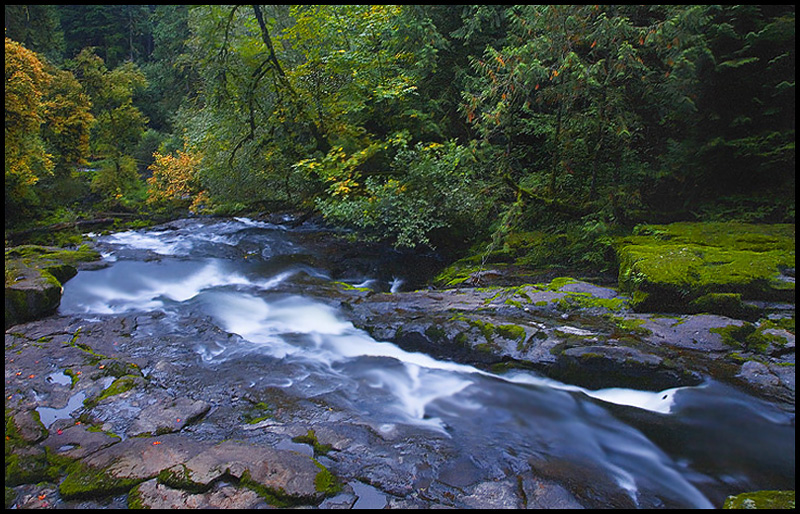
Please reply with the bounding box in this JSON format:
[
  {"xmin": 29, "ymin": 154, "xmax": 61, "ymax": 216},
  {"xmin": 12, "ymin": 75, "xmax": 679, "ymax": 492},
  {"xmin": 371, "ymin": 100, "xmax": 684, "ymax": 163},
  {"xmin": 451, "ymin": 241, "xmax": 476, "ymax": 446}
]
[
  {"xmin": 313, "ymin": 460, "xmax": 341, "ymax": 495},
  {"xmin": 242, "ymin": 401, "xmax": 273, "ymax": 424},
  {"xmin": 59, "ymin": 460, "xmax": 143, "ymax": 500},
  {"xmin": 616, "ymin": 222, "xmax": 794, "ymax": 313},
  {"xmin": 723, "ymin": 490, "xmax": 795, "ymax": 509},
  {"xmin": 83, "ymin": 374, "xmax": 143, "ymax": 409},
  {"xmin": 711, "ymin": 321, "xmax": 791, "ymax": 355},
  {"xmin": 292, "ymin": 429, "xmax": 332, "ymax": 456},
  {"xmin": 5, "ymin": 244, "xmax": 101, "ymax": 328},
  {"xmin": 157, "ymin": 464, "xmax": 208, "ymax": 494}
]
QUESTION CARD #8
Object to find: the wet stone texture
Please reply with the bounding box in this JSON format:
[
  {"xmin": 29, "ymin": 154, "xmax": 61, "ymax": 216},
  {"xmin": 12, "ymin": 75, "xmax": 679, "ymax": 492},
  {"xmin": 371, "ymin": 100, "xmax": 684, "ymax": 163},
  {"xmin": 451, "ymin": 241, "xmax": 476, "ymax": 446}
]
[{"xmin": 5, "ymin": 219, "xmax": 794, "ymax": 509}]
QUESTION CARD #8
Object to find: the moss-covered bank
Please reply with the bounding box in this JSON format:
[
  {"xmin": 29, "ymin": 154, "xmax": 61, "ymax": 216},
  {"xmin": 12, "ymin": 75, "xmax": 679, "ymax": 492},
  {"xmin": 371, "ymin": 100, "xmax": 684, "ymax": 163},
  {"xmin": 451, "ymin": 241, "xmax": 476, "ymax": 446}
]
[
  {"xmin": 723, "ymin": 490, "xmax": 795, "ymax": 509},
  {"xmin": 615, "ymin": 222, "xmax": 794, "ymax": 314},
  {"xmin": 5, "ymin": 244, "xmax": 100, "ymax": 328}
]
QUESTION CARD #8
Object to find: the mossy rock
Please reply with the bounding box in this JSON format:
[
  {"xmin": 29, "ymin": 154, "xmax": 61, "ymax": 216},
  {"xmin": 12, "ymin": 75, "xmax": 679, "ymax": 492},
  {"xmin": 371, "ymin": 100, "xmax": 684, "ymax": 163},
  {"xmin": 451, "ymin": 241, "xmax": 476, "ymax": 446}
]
[
  {"xmin": 5, "ymin": 267, "xmax": 63, "ymax": 329},
  {"xmin": 688, "ymin": 293, "xmax": 762, "ymax": 321},
  {"xmin": 59, "ymin": 460, "xmax": 143, "ymax": 500},
  {"xmin": 723, "ymin": 490, "xmax": 795, "ymax": 509},
  {"xmin": 615, "ymin": 222, "xmax": 794, "ymax": 314},
  {"xmin": 5, "ymin": 244, "xmax": 100, "ymax": 328}
]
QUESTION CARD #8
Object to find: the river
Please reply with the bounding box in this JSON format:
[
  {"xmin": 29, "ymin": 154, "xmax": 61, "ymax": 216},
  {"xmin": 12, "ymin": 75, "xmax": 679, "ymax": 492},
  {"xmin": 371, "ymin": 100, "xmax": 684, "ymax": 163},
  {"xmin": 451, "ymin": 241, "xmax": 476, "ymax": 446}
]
[{"xmin": 58, "ymin": 216, "xmax": 794, "ymax": 508}]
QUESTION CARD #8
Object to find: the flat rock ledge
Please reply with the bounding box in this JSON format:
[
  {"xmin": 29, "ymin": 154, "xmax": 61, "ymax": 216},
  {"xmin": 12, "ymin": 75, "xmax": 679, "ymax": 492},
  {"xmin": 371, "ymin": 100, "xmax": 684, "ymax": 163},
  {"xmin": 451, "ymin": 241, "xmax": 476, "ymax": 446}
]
[
  {"xmin": 59, "ymin": 434, "xmax": 335, "ymax": 507},
  {"xmin": 339, "ymin": 278, "xmax": 794, "ymax": 406}
]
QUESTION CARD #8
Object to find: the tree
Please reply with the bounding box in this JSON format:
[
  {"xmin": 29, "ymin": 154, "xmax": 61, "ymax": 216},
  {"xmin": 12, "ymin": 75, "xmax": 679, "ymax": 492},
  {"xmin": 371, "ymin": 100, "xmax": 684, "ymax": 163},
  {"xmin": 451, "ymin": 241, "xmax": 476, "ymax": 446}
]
[
  {"xmin": 5, "ymin": 36, "xmax": 53, "ymax": 221},
  {"xmin": 146, "ymin": 150, "xmax": 205, "ymax": 211},
  {"xmin": 692, "ymin": 6, "xmax": 795, "ymax": 198},
  {"xmin": 4, "ymin": 5, "xmax": 64, "ymax": 62},
  {"xmin": 70, "ymin": 47, "xmax": 148, "ymax": 202}
]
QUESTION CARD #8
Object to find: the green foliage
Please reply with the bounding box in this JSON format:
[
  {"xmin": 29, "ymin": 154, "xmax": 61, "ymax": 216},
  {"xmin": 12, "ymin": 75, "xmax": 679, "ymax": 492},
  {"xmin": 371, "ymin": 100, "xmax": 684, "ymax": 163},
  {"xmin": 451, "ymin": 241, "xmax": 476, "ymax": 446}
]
[
  {"xmin": 723, "ymin": 490, "xmax": 795, "ymax": 510},
  {"xmin": 90, "ymin": 156, "xmax": 142, "ymax": 202},
  {"xmin": 315, "ymin": 140, "xmax": 485, "ymax": 248},
  {"xmin": 4, "ymin": 5, "xmax": 794, "ymax": 260}
]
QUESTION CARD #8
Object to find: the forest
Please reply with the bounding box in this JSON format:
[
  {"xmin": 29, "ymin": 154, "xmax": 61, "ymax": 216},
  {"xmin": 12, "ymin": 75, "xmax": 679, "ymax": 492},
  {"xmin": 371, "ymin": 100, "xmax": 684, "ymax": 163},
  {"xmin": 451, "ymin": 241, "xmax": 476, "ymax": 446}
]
[
  {"xmin": 5, "ymin": 5, "xmax": 795, "ymax": 267},
  {"xmin": 4, "ymin": 6, "xmax": 796, "ymax": 510}
]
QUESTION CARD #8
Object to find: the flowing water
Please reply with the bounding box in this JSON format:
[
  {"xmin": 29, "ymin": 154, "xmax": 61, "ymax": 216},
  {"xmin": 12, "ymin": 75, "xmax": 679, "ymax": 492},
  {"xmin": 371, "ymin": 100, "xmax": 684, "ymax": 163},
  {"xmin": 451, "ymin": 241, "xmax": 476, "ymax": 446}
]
[{"xmin": 59, "ymin": 217, "xmax": 794, "ymax": 508}]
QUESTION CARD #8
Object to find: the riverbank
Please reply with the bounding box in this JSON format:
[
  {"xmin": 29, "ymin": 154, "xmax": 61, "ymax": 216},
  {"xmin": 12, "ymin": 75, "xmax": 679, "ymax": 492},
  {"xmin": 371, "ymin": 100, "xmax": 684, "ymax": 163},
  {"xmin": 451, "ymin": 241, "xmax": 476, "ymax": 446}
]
[{"xmin": 5, "ymin": 217, "xmax": 795, "ymax": 508}]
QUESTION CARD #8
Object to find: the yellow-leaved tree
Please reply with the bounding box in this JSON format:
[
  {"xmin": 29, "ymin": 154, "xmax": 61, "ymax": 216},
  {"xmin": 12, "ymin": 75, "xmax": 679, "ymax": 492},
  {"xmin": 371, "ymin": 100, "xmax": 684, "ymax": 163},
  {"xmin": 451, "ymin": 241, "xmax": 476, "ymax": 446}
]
[
  {"xmin": 146, "ymin": 150, "xmax": 207, "ymax": 212},
  {"xmin": 5, "ymin": 36, "xmax": 95, "ymax": 223},
  {"xmin": 5, "ymin": 36, "xmax": 53, "ymax": 220}
]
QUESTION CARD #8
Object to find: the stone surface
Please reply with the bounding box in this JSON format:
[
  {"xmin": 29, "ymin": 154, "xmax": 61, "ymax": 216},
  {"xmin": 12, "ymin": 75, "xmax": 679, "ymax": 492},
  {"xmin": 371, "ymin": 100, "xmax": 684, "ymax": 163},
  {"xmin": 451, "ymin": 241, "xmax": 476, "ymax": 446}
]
[
  {"xmin": 169, "ymin": 440, "xmax": 330, "ymax": 502},
  {"xmin": 130, "ymin": 479, "xmax": 268, "ymax": 509},
  {"xmin": 127, "ymin": 397, "xmax": 210, "ymax": 437}
]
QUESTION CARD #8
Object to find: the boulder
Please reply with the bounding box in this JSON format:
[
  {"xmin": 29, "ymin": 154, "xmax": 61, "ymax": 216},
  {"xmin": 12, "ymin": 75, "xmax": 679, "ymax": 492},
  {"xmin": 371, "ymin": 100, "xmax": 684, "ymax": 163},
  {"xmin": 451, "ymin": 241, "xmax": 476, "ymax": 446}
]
[
  {"xmin": 159, "ymin": 440, "xmax": 336, "ymax": 504},
  {"xmin": 5, "ymin": 267, "xmax": 63, "ymax": 329},
  {"xmin": 5, "ymin": 244, "xmax": 100, "ymax": 328},
  {"xmin": 615, "ymin": 222, "xmax": 794, "ymax": 314}
]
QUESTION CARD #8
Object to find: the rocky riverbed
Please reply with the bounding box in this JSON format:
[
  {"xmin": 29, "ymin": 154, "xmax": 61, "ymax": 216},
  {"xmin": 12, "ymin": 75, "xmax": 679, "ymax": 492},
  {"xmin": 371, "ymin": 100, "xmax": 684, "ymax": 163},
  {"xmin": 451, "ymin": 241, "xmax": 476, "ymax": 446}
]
[{"xmin": 5, "ymin": 216, "xmax": 795, "ymax": 509}]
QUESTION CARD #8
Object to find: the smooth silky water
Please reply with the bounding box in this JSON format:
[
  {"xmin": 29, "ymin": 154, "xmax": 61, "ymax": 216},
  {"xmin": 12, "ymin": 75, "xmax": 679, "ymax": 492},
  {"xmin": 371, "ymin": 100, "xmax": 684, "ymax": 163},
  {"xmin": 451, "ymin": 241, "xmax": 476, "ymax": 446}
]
[{"xmin": 60, "ymin": 217, "xmax": 794, "ymax": 508}]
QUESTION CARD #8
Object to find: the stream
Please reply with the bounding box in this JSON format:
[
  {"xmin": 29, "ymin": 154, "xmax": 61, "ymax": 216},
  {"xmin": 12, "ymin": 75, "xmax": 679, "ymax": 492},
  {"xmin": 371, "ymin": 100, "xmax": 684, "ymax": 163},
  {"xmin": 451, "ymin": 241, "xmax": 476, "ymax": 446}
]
[{"xmin": 57, "ymin": 216, "xmax": 794, "ymax": 508}]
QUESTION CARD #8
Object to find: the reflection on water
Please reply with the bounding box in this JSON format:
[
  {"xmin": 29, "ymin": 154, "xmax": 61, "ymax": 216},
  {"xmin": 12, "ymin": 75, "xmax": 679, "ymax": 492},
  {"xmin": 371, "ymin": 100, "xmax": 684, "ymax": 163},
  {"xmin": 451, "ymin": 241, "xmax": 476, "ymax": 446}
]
[{"xmin": 60, "ymin": 217, "xmax": 794, "ymax": 508}]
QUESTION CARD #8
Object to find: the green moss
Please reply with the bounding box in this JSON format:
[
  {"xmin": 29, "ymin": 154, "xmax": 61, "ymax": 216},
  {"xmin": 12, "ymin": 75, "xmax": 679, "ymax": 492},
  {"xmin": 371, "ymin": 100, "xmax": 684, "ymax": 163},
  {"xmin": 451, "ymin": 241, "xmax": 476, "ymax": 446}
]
[
  {"xmin": 313, "ymin": 460, "xmax": 341, "ymax": 495},
  {"xmin": 239, "ymin": 469, "xmax": 292, "ymax": 508},
  {"xmin": 157, "ymin": 464, "xmax": 207, "ymax": 494},
  {"xmin": 64, "ymin": 368, "xmax": 80, "ymax": 388},
  {"xmin": 710, "ymin": 323, "xmax": 776, "ymax": 354},
  {"xmin": 424, "ymin": 325, "xmax": 447, "ymax": 343},
  {"xmin": 5, "ymin": 244, "xmax": 100, "ymax": 266},
  {"xmin": 59, "ymin": 460, "xmax": 143, "ymax": 500},
  {"xmin": 432, "ymin": 262, "xmax": 486, "ymax": 288},
  {"xmin": 555, "ymin": 292, "xmax": 628, "ymax": 312},
  {"xmin": 537, "ymin": 276, "xmax": 578, "ymax": 291},
  {"xmin": 126, "ymin": 483, "xmax": 147, "ymax": 509},
  {"xmin": 616, "ymin": 222, "xmax": 794, "ymax": 313},
  {"xmin": 333, "ymin": 281, "xmax": 372, "ymax": 293},
  {"xmin": 242, "ymin": 401, "xmax": 273, "ymax": 424},
  {"xmin": 607, "ymin": 315, "xmax": 652, "ymax": 335},
  {"xmin": 83, "ymin": 375, "xmax": 141, "ymax": 409},
  {"xmin": 688, "ymin": 292, "xmax": 761, "ymax": 320},
  {"xmin": 495, "ymin": 324, "xmax": 526, "ymax": 342},
  {"xmin": 5, "ymin": 486, "xmax": 16, "ymax": 509},
  {"xmin": 723, "ymin": 490, "xmax": 795, "ymax": 509},
  {"xmin": 292, "ymin": 430, "xmax": 332, "ymax": 456}
]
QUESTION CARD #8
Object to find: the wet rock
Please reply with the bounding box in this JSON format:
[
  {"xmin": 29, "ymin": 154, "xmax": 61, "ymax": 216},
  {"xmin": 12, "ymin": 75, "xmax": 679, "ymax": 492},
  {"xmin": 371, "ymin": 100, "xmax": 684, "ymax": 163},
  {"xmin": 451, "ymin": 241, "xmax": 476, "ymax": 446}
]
[
  {"xmin": 59, "ymin": 434, "xmax": 213, "ymax": 500},
  {"xmin": 127, "ymin": 397, "xmax": 210, "ymax": 437},
  {"xmin": 737, "ymin": 361, "xmax": 795, "ymax": 404},
  {"xmin": 11, "ymin": 485, "xmax": 59, "ymax": 509},
  {"xmin": 41, "ymin": 423, "xmax": 120, "ymax": 459},
  {"xmin": 552, "ymin": 344, "xmax": 702, "ymax": 391},
  {"xmin": 130, "ymin": 479, "xmax": 268, "ymax": 509},
  {"xmin": 10, "ymin": 410, "xmax": 48, "ymax": 443},
  {"xmin": 520, "ymin": 476, "xmax": 585, "ymax": 509},
  {"xmin": 5, "ymin": 266, "xmax": 62, "ymax": 329},
  {"xmin": 5, "ymin": 244, "xmax": 100, "ymax": 329},
  {"xmin": 640, "ymin": 314, "xmax": 742, "ymax": 353},
  {"xmin": 160, "ymin": 440, "xmax": 335, "ymax": 503},
  {"xmin": 460, "ymin": 479, "xmax": 524, "ymax": 509}
]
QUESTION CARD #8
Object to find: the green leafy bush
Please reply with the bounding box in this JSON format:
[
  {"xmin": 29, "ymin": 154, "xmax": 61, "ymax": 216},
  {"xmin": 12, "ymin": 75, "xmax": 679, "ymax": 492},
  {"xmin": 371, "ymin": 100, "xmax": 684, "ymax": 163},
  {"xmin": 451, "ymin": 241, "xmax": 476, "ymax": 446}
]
[{"xmin": 316, "ymin": 140, "xmax": 487, "ymax": 248}]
